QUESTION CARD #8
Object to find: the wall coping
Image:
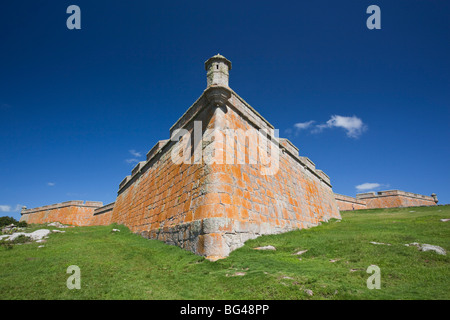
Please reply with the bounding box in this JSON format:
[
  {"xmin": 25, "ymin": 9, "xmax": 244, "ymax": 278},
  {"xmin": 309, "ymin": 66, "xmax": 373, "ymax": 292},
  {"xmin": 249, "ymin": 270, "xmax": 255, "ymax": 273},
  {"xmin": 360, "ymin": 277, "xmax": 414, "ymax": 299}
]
[
  {"xmin": 93, "ymin": 202, "xmax": 115, "ymax": 216},
  {"xmin": 21, "ymin": 200, "xmax": 103, "ymax": 215},
  {"xmin": 356, "ymin": 190, "xmax": 435, "ymax": 201},
  {"xmin": 334, "ymin": 193, "xmax": 367, "ymax": 205}
]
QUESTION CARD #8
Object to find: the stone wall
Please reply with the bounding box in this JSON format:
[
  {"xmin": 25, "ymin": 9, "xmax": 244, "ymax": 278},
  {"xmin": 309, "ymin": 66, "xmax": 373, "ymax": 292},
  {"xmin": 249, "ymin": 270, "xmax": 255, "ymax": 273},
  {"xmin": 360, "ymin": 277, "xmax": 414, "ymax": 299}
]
[
  {"xmin": 334, "ymin": 193, "xmax": 367, "ymax": 211},
  {"xmin": 110, "ymin": 94, "xmax": 217, "ymax": 258},
  {"xmin": 89, "ymin": 202, "xmax": 115, "ymax": 226},
  {"xmin": 356, "ymin": 190, "xmax": 437, "ymax": 209},
  {"xmin": 20, "ymin": 201, "xmax": 103, "ymax": 226},
  {"xmin": 18, "ymin": 84, "xmax": 342, "ymax": 260},
  {"xmin": 334, "ymin": 190, "xmax": 438, "ymax": 211},
  {"xmin": 109, "ymin": 85, "xmax": 341, "ymax": 260}
]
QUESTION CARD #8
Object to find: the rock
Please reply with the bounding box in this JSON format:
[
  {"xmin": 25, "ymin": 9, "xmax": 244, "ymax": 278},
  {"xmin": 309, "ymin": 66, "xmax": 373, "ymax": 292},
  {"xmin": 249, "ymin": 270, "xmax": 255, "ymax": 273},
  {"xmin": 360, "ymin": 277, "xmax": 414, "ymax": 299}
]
[
  {"xmin": 405, "ymin": 242, "xmax": 446, "ymax": 255},
  {"xmin": 405, "ymin": 242, "xmax": 420, "ymax": 247},
  {"xmin": 370, "ymin": 241, "xmax": 391, "ymax": 246},
  {"xmin": 5, "ymin": 229, "xmax": 51, "ymax": 242},
  {"xmin": 420, "ymin": 244, "xmax": 446, "ymax": 255},
  {"xmin": 226, "ymin": 272, "xmax": 246, "ymax": 277},
  {"xmin": 1, "ymin": 224, "xmax": 25, "ymax": 234},
  {"xmin": 112, "ymin": 229, "xmax": 121, "ymax": 232},
  {"xmin": 51, "ymin": 230, "xmax": 65, "ymax": 233},
  {"xmin": 293, "ymin": 249, "xmax": 308, "ymax": 255},
  {"xmin": 254, "ymin": 245, "xmax": 276, "ymax": 251},
  {"xmin": 47, "ymin": 222, "xmax": 69, "ymax": 228},
  {"xmin": 329, "ymin": 259, "xmax": 339, "ymax": 263},
  {"xmin": 304, "ymin": 289, "xmax": 314, "ymax": 296},
  {"xmin": 440, "ymin": 219, "xmax": 450, "ymax": 222}
]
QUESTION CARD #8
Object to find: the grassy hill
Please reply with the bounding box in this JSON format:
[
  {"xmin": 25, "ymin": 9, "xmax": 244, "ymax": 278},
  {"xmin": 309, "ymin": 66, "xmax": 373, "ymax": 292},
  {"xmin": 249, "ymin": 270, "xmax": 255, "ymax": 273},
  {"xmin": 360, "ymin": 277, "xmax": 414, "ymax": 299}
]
[{"xmin": 0, "ymin": 205, "xmax": 449, "ymax": 300}]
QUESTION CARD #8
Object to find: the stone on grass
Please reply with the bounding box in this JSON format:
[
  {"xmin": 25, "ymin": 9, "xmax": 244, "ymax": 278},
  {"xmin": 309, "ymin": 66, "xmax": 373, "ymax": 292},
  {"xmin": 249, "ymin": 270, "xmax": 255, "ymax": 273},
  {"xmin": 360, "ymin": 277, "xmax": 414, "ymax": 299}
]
[
  {"xmin": 8, "ymin": 229, "xmax": 51, "ymax": 241},
  {"xmin": 420, "ymin": 244, "xmax": 446, "ymax": 255},
  {"xmin": 329, "ymin": 259, "xmax": 339, "ymax": 263},
  {"xmin": 47, "ymin": 222, "xmax": 69, "ymax": 228},
  {"xmin": 293, "ymin": 249, "xmax": 308, "ymax": 255},
  {"xmin": 254, "ymin": 245, "xmax": 276, "ymax": 251},
  {"xmin": 304, "ymin": 289, "xmax": 314, "ymax": 296},
  {"xmin": 405, "ymin": 243, "xmax": 446, "ymax": 255},
  {"xmin": 370, "ymin": 241, "xmax": 391, "ymax": 246}
]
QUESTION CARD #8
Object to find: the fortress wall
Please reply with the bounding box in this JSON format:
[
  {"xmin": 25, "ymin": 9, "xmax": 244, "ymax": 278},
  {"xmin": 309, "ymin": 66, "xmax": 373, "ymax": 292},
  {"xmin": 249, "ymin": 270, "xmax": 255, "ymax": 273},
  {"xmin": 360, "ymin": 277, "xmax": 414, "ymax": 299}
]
[
  {"xmin": 179, "ymin": 90, "xmax": 341, "ymax": 258},
  {"xmin": 20, "ymin": 201, "xmax": 103, "ymax": 226},
  {"xmin": 357, "ymin": 190, "xmax": 437, "ymax": 209},
  {"xmin": 334, "ymin": 193, "xmax": 367, "ymax": 211},
  {"xmin": 216, "ymin": 94, "xmax": 340, "ymax": 231},
  {"xmin": 89, "ymin": 202, "xmax": 115, "ymax": 226},
  {"xmin": 108, "ymin": 87, "xmax": 340, "ymax": 260},
  {"xmin": 110, "ymin": 96, "xmax": 219, "ymax": 256}
]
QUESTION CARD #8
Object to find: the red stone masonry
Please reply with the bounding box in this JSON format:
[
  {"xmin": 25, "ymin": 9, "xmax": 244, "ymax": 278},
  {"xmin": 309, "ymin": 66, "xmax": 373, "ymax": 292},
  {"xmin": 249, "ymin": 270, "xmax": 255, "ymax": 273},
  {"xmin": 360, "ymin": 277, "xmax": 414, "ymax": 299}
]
[
  {"xmin": 334, "ymin": 193, "xmax": 367, "ymax": 211},
  {"xmin": 356, "ymin": 190, "xmax": 437, "ymax": 209},
  {"xmin": 20, "ymin": 201, "xmax": 104, "ymax": 226},
  {"xmin": 334, "ymin": 190, "xmax": 438, "ymax": 211}
]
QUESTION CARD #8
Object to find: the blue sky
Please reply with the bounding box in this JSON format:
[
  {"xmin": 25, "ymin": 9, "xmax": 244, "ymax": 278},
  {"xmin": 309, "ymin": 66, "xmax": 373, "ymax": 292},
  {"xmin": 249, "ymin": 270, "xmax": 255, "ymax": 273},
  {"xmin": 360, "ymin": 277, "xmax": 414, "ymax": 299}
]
[{"xmin": 1, "ymin": 1, "xmax": 449, "ymax": 220}]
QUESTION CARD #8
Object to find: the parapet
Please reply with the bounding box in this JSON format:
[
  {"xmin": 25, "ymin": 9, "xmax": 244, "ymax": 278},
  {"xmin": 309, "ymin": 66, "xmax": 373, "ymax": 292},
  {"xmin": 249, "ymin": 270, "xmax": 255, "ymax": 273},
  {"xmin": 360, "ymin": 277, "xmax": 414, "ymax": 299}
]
[
  {"xmin": 146, "ymin": 140, "xmax": 169, "ymax": 161},
  {"xmin": 21, "ymin": 200, "xmax": 103, "ymax": 215},
  {"xmin": 315, "ymin": 169, "xmax": 331, "ymax": 185},
  {"xmin": 132, "ymin": 161, "xmax": 146, "ymax": 177},
  {"xmin": 93, "ymin": 202, "xmax": 115, "ymax": 216},
  {"xmin": 298, "ymin": 156, "xmax": 316, "ymax": 171},
  {"xmin": 279, "ymin": 138, "xmax": 299, "ymax": 157},
  {"xmin": 356, "ymin": 190, "xmax": 435, "ymax": 201},
  {"xmin": 119, "ymin": 175, "xmax": 131, "ymax": 190}
]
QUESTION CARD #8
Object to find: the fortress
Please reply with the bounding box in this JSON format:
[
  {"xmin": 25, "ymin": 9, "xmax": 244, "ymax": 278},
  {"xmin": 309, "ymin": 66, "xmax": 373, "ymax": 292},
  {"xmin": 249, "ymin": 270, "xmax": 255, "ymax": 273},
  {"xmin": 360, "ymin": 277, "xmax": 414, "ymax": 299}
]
[
  {"xmin": 19, "ymin": 55, "xmax": 438, "ymax": 260},
  {"xmin": 334, "ymin": 190, "xmax": 438, "ymax": 211}
]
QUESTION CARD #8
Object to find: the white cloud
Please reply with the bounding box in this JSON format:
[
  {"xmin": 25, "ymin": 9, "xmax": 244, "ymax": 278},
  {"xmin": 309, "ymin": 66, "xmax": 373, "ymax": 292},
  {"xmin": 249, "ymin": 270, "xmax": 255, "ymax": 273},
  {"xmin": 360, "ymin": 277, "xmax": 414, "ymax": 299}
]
[
  {"xmin": 294, "ymin": 120, "xmax": 315, "ymax": 130},
  {"xmin": 292, "ymin": 115, "xmax": 367, "ymax": 139},
  {"xmin": 125, "ymin": 149, "xmax": 143, "ymax": 165},
  {"xmin": 125, "ymin": 158, "xmax": 139, "ymax": 164},
  {"xmin": 47, "ymin": 182, "xmax": 56, "ymax": 187},
  {"xmin": 356, "ymin": 182, "xmax": 382, "ymax": 192},
  {"xmin": 129, "ymin": 149, "xmax": 142, "ymax": 157},
  {"xmin": 0, "ymin": 204, "xmax": 24, "ymax": 212},
  {"xmin": 0, "ymin": 205, "xmax": 11, "ymax": 212},
  {"xmin": 325, "ymin": 115, "xmax": 367, "ymax": 138}
]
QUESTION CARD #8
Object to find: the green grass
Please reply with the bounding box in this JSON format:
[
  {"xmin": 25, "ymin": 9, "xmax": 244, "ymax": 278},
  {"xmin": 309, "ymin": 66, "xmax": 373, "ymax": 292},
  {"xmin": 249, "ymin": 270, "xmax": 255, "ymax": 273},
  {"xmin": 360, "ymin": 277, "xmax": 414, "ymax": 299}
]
[{"xmin": 0, "ymin": 205, "xmax": 449, "ymax": 300}]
